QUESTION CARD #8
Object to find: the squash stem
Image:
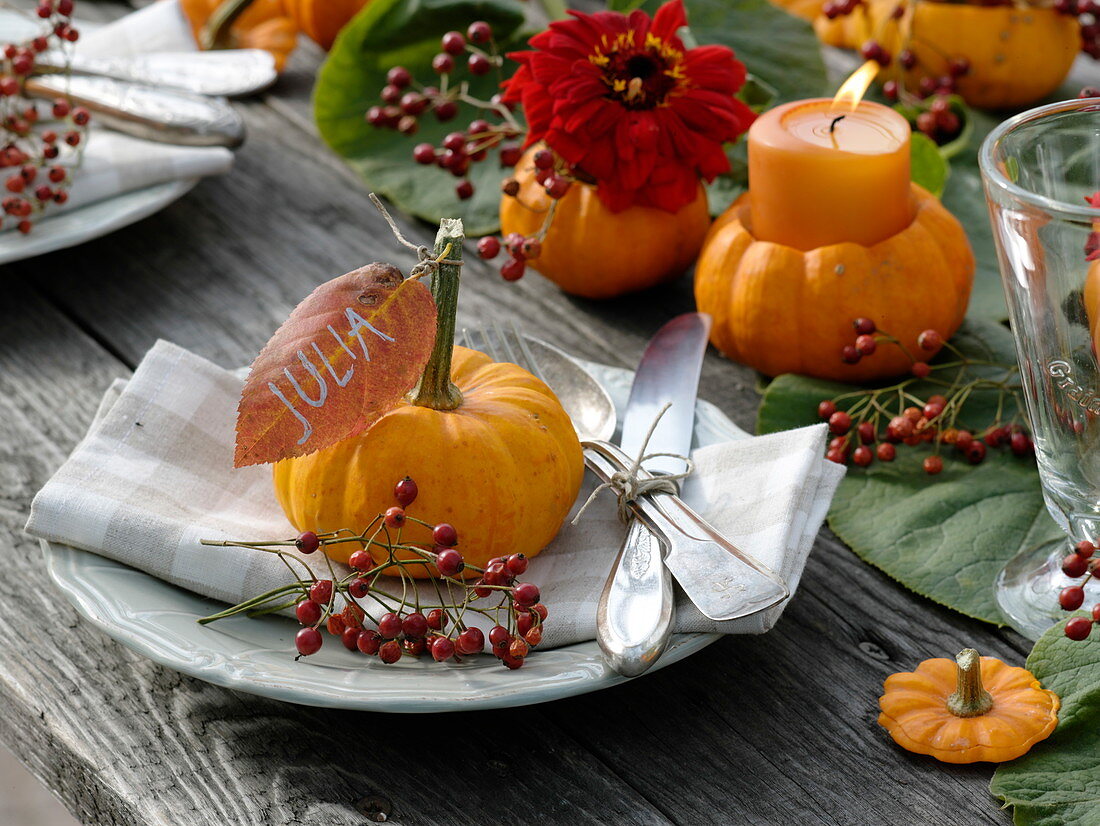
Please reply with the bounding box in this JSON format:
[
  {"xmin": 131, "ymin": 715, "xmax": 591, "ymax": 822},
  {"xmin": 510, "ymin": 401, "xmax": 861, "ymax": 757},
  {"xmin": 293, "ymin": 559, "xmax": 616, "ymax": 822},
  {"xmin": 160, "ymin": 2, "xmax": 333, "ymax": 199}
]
[
  {"xmin": 946, "ymin": 648, "xmax": 994, "ymax": 717},
  {"xmin": 411, "ymin": 218, "xmax": 464, "ymax": 411},
  {"xmin": 200, "ymin": 0, "xmax": 256, "ymax": 50}
]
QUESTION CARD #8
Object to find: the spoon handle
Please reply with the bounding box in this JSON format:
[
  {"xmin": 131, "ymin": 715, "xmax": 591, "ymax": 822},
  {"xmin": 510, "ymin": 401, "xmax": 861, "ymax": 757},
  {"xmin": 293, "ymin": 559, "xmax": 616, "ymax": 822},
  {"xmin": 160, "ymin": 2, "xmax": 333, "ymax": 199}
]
[
  {"xmin": 34, "ymin": 49, "xmax": 277, "ymax": 98},
  {"xmin": 25, "ymin": 75, "xmax": 245, "ymax": 148}
]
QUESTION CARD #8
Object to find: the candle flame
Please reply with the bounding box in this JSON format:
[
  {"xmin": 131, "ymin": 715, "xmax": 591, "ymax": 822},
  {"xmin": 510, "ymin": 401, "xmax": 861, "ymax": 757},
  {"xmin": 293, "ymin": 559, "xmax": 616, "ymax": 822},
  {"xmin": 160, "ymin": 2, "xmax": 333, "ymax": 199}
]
[{"xmin": 832, "ymin": 60, "xmax": 880, "ymax": 110}]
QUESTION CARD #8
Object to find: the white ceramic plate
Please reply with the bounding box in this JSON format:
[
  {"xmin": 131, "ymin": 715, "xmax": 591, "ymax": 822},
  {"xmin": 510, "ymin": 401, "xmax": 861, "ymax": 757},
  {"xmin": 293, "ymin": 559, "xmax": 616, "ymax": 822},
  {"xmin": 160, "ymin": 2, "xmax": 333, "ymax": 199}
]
[
  {"xmin": 42, "ymin": 360, "xmax": 749, "ymax": 712},
  {"xmin": 0, "ymin": 178, "xmax": 199, "ymax": 266}
]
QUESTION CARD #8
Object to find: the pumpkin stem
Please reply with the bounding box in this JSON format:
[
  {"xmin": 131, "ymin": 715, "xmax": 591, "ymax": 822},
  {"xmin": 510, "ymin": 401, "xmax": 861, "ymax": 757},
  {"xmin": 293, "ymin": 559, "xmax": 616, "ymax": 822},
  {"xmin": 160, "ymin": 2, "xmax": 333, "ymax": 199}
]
[
  {"xmin": 201, "ymin": 0, "xmax": 256, "ymax": 50},
  {"xmin": 410, "ymin": 218, "xmax": 464, "ymax": 411},
  {"xmin": 946, "ymin": 648, "xmax": 994, "ymax": 718}
]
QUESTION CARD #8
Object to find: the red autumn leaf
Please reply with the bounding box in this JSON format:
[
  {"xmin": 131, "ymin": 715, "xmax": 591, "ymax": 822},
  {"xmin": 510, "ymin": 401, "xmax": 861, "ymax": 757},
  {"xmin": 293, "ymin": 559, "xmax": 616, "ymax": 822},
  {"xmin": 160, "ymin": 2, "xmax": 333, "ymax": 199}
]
[{"xmin": 234, "ymin": 263, "xmax": 436, "ymax": 467}]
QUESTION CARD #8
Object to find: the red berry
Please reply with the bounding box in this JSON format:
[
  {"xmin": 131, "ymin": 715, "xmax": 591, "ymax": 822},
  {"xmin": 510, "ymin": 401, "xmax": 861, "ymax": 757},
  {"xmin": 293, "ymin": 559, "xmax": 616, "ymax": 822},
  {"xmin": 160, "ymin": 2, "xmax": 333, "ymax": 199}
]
[
  {"xmin": 357, "ymin": 629, "xmax": 382, "ymax": 655},
  {"xmin": 432, "ymin": 53, "xmax": 454, "ymax": 74},
  {"xmin": 441, "ymin": 31, "xmax": 466, "ymax": 55},
  {"xmin": 387, "ymin": 66, "xmax": 411, "ymax": 88},
  {"xmin": 513, "ymin": 582, "xmax": 540, "ymax": 607},
  {"xmin": 876, "ymin": 442, "xmax": 896, "ymax": 462},
  {"xmin": 431, "ymin": 636, "xmax": 456, "ymax": 662},
  {"xmin": 295, "ymin": 627, "xmax": 323, "ymax": 656},
  {"xmin": 506, "ymin": 554, "xmax": 528, "ymax": 576},
  {"xmin": 379, "ymin": 640, "xmax": 402, "ymax": 663},
  {"xmin": 426, "ymin": 608, "xmax": 448, "ymax": 631},
  {"xmin": 533, "ymin": 603, "xmax": 548, "ymax": 621},
  {"xmin": 468, "ymin": 53, "xmax": 491, "ymax": 75},
  {"xmin": 58, "ymin": 0, "xmax": 73, "ymax": 13},
  {"xmin": 544, "ymin": 175, "xmax": 571, "ymax": 199},
  {"xmin": 295, "ymin": 531, "xmax": 320, "ymax": 554},
  {"xmin": 508, "ymin": 637, "xmax": 530, "ymax": 659},
  {"xmin": 378, "ymin": 612, "xmax": 402, "ymax": 639},
  {"xmin": 923, "ymin": 402, "xmax": 944, "ymax": 420},
  {"xmin": 467, "ymin": 21, "xmax": 492, "ymax": 43},
  {"xmin": 499, "ymin": 143, "xmax": 522, "ymax": 167},
  {"xmin": 433, "ymin": 523, "xmax": 458, "ymax": 547},
  {"xmin": 412, "ymin": 142, "xmax": 436, "ymax": 164},
  {"xmin": 855, "ymin": 334, "xmax": 877, "ymax": 356},
  {"xmin": 308, "ymin": 582, "xmax": 333, "ymax": 607},
  {"xmin": 817, "ymin": 400, "xmax": 837, "ymax": 420},
  {"xmin": 1010, "ymin": 431, "xmax": 1032, "ymax": 457},
  {"xmin": 326, "ymin": 615, "xmax": 346, "ymax": 636},
  {"xmin": 520, "ymin": 238, "xmax": 541, "ymax": 260},
  {"xmin": 883, "ymin": 80, "xmax": 899, "ymax": 101},
  {"xmin": 455, "ymin": 627, "xmax": 484, "ymax": 654},
  {"xmin": 965, "ymin": 441, "xmax": 986, "ymax": 464},
  {"xmin": 533, "ymin": 149, "xmax": 554, "ymax": 169},
  {"xmin": 857, "ymin": 422, "xmax": 876, "ymax": 444},
  {"xmin": 826, "ymin": 448, "xmax": 847, "ymax": 465},
  {"xmin": 1092, "ymin": 603, "xmax": 1100, "ymax": 622},
  {"xmin": 295, "ymin": 599, "xmax": 322, "ymax": 626},
  {"xmin": 516, "ymin": 611, "xmax": 534, "ymax": 636},
  {"xmin": 841, "ymin": 345, "xmax": 861, "ymax": 364},
  {"xmin": 954, "ymin": 430, "xmax": 974, "ymax": 451},
  {"xmin": 1063, "ymin": 553, "xmax": 1089, "ymax": 577},
  {"xmin": 5, "ymin": 176, "xmax": 23, "ymax": 193},
  {"xmin": 852, "ymin": 446, "xmax": 873, "ymax": 467},
  {"xmin": 434, "ymin": 100, "xmax": 458, "ymax": 121},
  {"xmin": 1078, "ymin": 540, "xmax": 1096, "ymax": 558},
  {"xmin": 384, "ymin": 506, "xmax": 406, "ymax": 529},
  {"xmin": 923, "ymin": 455, "xmax": 943, "ymax": 475},
  {"xmin": 435, "ymin": 547, "xmax": 464, "ymax": 577},
  {"xmin": 51, "ymin": 98, "xmax": 69, "ymax": 117},
  {"xmin": 47, "ymin": 165, "xmax": 64, "ymax": 183},
  {"xmin": 12, "ymin": 54, "xmax": 32, "ymax": 75},
  {"xmin": 340, "ymin": 626, "xmax": 360, "ymax": 650},
  {"xmin": 455, "ymin": 180, "xmax": 474, "ymax": 200},
  {"xmin": 488, "ymin": 625, "xmax": 509, "ymax": 647},
  {"xmin": 918, "ymin": 329, "xmax": 942, "ymax": 351},
  {"xmin": 828, "ymin": 411, "xmax": 852, "ymax": 435},
  {"xmin": 1065, "ymin": 617, "xmax": 1093, "ymax": 640},
  {"xmin": 348, "ymin": 578, "xmax": 369, "ymax": 599},
  {"xmin": 380, "ymin": 83, "xmax": 402, "ymax": 104},
  {"xmin": 1061, "ymin": 585, "xmax": 1086, "ymax": 611},
  {"xmin": 478, "ymin": 236, "xmax": 501, "ymax": 259},
  {"xmin": 64, "ymin": 131, "xmax": 80, "ymax": 146},
  {"xmin": 348, "ymin": 550, "xmax": 372, "ymax": 571},
  {"xmin": 402, "ymin": 612, "xmax": 428, "ymax": 638},
  {"xmin": 948, "ymin": 57, "xmax": 970, "ymax": 77},
  {"xmin": 0, "ymin": 78, "xmax": 18, "ymax": 96},
  {"xmin": 911, "ymin": 361, "xmax": 931, "ymax": 378}
]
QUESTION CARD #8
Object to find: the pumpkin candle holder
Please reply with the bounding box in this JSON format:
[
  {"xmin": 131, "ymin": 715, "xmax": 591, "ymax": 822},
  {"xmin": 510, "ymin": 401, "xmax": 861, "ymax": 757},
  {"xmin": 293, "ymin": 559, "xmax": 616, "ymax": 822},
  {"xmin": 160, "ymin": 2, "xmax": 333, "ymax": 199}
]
[{"xmin": 695, "ymin": 93, "xmax": 974, "ymax": 382}]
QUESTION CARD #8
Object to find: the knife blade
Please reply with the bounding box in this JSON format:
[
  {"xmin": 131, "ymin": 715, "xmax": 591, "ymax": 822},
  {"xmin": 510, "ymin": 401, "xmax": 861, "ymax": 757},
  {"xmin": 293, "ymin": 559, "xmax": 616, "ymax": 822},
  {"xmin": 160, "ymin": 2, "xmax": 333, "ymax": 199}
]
[{"xmin": 595, "ymin": 313, "xmax": 711, "ymax": 676}]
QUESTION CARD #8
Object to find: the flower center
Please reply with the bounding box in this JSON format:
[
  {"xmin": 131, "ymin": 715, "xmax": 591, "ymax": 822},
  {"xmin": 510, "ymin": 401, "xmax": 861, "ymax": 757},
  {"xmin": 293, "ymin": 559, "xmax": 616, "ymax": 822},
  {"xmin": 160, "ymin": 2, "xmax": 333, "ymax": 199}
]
[{"xmin": 590, "ymin": 32, "xmax": 686, "ymax": 110}]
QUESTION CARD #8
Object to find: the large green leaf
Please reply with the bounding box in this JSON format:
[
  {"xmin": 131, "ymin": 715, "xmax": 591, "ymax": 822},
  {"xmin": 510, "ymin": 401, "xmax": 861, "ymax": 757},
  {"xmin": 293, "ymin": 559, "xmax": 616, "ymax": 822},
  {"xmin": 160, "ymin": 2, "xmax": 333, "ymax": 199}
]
[
  {"xmin": 992, "ymin": 621, "xmax": 1100, "ymax": 825},
  {"xmin": 314, "ymin": 0, "xmax": 529, "ymax": 236},
  {"xmin": 757, "ymin": 319, "xmax": 1063, "ymax": 624}
]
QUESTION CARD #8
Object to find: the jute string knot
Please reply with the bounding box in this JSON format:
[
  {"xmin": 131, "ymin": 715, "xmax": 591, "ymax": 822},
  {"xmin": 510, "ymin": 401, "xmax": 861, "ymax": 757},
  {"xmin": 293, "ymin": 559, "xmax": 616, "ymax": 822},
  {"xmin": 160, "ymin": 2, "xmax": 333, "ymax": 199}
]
[
  {"xmin": 370, "ymin": 192, "xmax": 464, "ymax": 279},
  {"xmin": 573, "ymin": 402, "xmax": 695, "ymax": 525}
]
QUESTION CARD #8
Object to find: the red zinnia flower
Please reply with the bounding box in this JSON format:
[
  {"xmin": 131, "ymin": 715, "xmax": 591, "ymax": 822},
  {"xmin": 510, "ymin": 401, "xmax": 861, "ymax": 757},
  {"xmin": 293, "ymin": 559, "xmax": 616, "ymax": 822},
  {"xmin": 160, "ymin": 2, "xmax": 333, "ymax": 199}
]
[{"xmin": 502, "ymin": 0, "xmax": 755, "ymax": 214}]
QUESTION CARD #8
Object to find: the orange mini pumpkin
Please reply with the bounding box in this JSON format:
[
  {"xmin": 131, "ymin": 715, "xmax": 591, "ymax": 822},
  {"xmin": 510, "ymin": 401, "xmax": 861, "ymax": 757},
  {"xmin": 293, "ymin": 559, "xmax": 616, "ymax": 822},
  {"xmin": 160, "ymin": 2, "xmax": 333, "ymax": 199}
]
[
  {"xmin": 694, "ymin": 184, "xmax": 974, "ymax": 381},
  {"xmin": 181, "ymin": 0, "xmax": 298, "ymax": 72},
  {"xmin": 815, "ymin": 3, "xmax": 1079, "ymax": 110},
  {"xmin": 272, "ymin": 222, "xmax": 584, "ymax": 577},
  {"xmin": 282, "ymin": 0, "xmax": 368, "ymax": 50},
  {"xmin": 878, "ymin": 648, "xmax": 1059, "ymax": 764},
  {"xmin": 499, "ymin": 146, "xmax": 712, "ymax": 300}
]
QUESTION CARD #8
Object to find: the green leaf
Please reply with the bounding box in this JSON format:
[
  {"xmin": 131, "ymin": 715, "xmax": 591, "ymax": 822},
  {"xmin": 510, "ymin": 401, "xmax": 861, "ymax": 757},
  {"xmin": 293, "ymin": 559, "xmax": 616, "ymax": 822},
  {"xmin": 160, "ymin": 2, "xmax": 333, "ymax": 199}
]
[
  {"xmin": 910, "ymin": 132, "xmax": 948, "ymax": 198},
  {"xmin": 756, "ymin": 318, "xmax": 1063, "ymax": 624},
  {"xmin": 314, "ymin": 0, "xmax": 529, "ymax": 236},
  {"xmin": 992, "ymin": 621, "xmax": 1100, "ymax": 825}
]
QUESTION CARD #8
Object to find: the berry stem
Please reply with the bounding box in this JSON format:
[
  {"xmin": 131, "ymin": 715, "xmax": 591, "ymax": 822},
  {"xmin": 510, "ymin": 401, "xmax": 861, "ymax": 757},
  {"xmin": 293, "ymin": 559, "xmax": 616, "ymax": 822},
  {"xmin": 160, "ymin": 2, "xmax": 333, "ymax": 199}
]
[
  {"xmin": 410, "ymin": 219, "xmax": 464, "ymax": 410},
  {"xmin": 199, "ymin": 0, "xmax": 253, "ymax": 50},
  {"xmin": 945, "ymin": 648, "xmax": 994, "ymax": 718}
]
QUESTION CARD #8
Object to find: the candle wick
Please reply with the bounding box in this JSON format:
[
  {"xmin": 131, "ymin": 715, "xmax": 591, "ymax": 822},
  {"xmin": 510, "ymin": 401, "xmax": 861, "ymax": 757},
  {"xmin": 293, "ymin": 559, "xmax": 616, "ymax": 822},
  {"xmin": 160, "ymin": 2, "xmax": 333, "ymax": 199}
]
[{"xmin": 829, "ymin": 114, "xmax": 846, "ymax": 134}]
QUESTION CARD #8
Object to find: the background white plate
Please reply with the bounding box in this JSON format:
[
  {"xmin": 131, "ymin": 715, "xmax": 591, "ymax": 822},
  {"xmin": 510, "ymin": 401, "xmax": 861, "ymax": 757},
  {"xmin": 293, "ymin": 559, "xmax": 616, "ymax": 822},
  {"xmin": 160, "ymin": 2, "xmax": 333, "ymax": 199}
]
[{"xmin": 42, "ymin": 359, "xmax": 750, "ymax": 712}]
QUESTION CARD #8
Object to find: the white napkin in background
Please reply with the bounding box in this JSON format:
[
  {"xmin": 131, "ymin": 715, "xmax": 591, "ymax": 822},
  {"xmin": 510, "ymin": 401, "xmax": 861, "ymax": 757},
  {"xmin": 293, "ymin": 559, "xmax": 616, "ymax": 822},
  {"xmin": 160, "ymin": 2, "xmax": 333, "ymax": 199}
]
[
  {"xmin": 4, "ymin": 0, "xmax": 233, "ymax": 226},
  {"xmin": 26, "ymin": 341, "xmax": 844, "ymax": 650}
]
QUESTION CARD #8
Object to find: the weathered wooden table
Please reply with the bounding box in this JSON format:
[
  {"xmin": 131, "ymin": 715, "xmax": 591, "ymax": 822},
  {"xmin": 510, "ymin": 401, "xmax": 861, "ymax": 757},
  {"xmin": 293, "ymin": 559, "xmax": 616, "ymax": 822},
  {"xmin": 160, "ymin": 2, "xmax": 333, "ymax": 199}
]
[{"xmin": 0, "ymin": 2, "xmax": 1028, "ymax": 823}]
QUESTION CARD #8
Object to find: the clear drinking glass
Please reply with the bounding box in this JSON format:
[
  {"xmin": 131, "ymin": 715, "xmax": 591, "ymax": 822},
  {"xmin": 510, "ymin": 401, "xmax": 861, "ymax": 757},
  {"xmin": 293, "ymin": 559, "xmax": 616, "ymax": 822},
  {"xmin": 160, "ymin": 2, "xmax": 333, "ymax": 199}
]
[{"xmin": 981, "ymin": 98, "xmax": 1100, "ymax": 639}]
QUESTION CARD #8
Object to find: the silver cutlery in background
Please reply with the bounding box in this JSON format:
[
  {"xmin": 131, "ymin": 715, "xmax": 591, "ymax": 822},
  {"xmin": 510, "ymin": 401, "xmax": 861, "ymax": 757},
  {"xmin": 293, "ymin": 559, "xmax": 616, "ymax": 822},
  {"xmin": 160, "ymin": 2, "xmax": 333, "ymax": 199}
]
[
  {"xmin": 25, "ymin": 75, "xmax": 246, "ymax": 147},
  {"xmin": 34, "ymin": 49, "xmax": 278, "ymax": 98}
]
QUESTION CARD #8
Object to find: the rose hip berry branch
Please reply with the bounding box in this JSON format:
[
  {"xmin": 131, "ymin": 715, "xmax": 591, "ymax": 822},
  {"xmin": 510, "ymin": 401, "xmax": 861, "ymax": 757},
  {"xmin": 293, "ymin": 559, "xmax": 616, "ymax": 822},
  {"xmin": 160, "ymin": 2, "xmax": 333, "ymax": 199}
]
[
  {"xmin": 200, "ymin": 475, "xmax": 550, "ymax": 668},
  {"xmin": 818, "ymin": 317, "xmax": 1032, "ymax": 474}
]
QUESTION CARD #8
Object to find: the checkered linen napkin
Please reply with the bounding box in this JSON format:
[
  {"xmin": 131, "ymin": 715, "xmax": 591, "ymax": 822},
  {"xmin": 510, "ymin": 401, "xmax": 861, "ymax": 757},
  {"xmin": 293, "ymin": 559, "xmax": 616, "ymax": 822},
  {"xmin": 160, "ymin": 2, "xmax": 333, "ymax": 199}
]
[{"xmin": 26, "ymin": 341, "xmax": 844, "ymax": 649}]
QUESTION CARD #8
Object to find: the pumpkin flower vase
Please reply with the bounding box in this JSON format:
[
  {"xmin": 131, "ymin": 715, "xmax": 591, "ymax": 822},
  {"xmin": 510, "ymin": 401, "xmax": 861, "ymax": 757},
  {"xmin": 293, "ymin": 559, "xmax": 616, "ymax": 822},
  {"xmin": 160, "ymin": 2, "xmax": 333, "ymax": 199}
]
[
  {"xmin": 495, "ymin": 0, "xmax": 755, "ymax": 299},
  {"xmin": 272, "ymin": 220, "xmax": 585, "ymax": 577},
  {"xmin": 878, "ymin": 649, "xmax": 1059, "ymax": 764},
  {"xmin": 694, "ymin": 183, "xmax": 974, "ymax": 382}
]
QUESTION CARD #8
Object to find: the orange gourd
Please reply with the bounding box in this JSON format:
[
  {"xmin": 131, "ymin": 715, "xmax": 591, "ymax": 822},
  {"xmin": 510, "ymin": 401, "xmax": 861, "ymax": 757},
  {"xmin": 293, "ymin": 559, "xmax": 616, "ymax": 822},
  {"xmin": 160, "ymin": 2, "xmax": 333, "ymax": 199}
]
[
  {"xmin": 693, "ymin": 184, "xmax": 974, "ymax": 382},
  {"xmin": 767, "ymin": 0, "xmax": 826, "ymax": 20},
  {"xmin": 180, "ymin": 0, "xmax": 298, "ymax": 72},
  {"xmin": 282, "ymin": 0, "xmax": 368, "ymax": 50},
  {"xmin": 499, "ymin": 146, "xmax": 712, "ymax": 300},
  {"xmin": 878, "ymin": 649, "xmax": 1059, "ymax": 764},
  {"xmin": 272, "ymin": 222, "xmax": 584, "ymax": 577},
  {"xmin": 815, "ymin": 2, "xmax": 1079, "ymax": 110}
]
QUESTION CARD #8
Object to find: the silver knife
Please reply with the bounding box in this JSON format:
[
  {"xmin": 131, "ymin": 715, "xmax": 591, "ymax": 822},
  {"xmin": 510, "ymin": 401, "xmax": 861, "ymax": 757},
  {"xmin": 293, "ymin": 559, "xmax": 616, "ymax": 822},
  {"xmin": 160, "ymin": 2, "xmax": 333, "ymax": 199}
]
[
  {"xmin": 34, "ymin": 49, "xmax": 278, "ymax": 98},
  {"xmin": 24, "ymin": 75, "xmax": 245, "ymax": 148},
  {"xmin": 595, "ymin": 313, "xmax": 711, "ymax": 676}
]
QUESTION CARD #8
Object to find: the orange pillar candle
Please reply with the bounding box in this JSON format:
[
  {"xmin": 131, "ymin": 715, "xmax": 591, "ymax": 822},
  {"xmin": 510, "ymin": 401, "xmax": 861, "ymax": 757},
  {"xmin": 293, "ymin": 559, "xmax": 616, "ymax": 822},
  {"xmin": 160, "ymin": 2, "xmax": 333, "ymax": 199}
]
[{"xmin": 747, "ymin": 98, "xmax": 913, "ymax": 250}]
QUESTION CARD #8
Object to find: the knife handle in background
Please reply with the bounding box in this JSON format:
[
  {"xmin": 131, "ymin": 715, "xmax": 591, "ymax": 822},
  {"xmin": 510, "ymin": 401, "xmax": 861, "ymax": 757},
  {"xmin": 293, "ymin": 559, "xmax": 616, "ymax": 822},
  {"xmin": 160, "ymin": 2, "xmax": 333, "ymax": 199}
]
[{"xmin": 595, "ymin": 513, "xmax": 675, "ymax": 677}]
